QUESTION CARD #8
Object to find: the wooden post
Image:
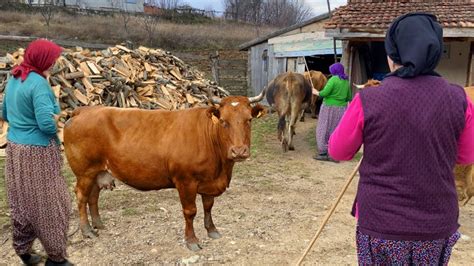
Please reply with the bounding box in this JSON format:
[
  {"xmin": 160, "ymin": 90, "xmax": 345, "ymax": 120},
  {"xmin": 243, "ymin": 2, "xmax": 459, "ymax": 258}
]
[
  {"xmin": 326, "ymin": 0, "xmax": 338, "ymax": 62},
  {"xmin": 210, "ymin": 51, "xmax": 220, "ymax": 85},
  {"xmin": 466, "ymin": 41, "xmax": 473, "ymax": 87}
]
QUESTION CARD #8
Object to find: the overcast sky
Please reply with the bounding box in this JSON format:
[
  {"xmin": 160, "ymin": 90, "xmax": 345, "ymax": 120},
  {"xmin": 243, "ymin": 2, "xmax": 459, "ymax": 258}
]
[{"xmin": 184, "ymin": 0, "xmax": 348, "ymax": 15}]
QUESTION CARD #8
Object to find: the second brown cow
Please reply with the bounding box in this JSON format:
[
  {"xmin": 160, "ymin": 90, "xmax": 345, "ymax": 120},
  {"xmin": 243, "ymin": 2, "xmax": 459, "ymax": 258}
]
[{"xmin": 266, "ymin": 72, "xmax": 312, "ymax": 152}]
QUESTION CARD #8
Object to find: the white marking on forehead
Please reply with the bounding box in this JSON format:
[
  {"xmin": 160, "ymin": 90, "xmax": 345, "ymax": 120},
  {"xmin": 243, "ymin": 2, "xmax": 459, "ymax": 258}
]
[{"xmin": 231, "ymin": 102, "xmax": 239, "ymax": 107}]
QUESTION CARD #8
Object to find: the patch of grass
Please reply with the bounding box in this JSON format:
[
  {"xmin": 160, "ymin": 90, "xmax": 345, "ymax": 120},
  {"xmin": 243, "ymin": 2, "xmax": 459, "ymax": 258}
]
[
  {"xmin": 352, "ymin": 152, "xmax": 363, "ymax": 162},
  {"xmin": 304, "ymin": 121, "xmax": 317, "ymax": 151},
  {"xmin": 122, "ymin": 207, "xmax": 139, "ymax": 216},
  {"xmin": 0, "ymin": 158, "xmax": 9, "ymax": 228},
  {"xmin": 0, "ymin": 10, "xmax": 277, "ymax": 51},
  {"xmin": 250, "ymin": 113, "xmax": 278, "ymax": 156},
  {"xmin": 62, "ymin": 163, "xmax": 77, "ymax": 190}
]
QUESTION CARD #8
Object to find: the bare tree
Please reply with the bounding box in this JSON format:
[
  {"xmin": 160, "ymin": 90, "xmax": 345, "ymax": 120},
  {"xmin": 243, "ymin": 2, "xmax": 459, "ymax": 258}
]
[
  {"xmin": 222, "ymin": 0, "xmax": 313, "ymax": 27},
  {"xmin": 141, "ymin": 15, "xmax": 159, "ymax": 46},
  {"xmin": 120, "ymin": 10, "xmax": 132, "ymax": 36},
  {"xmin": 204, "ymin": 4, "xmax": 216, "ymax": 19},
  {"xmin": 39, "ymin": 0, "xmax": 55, "ymax": 35},
  {"xmin": 108, "ymin": 0, "xmax": 132, "ymax": 37}
]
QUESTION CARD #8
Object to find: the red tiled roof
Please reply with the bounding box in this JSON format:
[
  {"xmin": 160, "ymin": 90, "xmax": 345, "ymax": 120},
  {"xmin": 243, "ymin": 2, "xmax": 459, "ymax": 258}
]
[{"xmin": 325, "ymin": 1, "xmax": 474, "ymax": 32}]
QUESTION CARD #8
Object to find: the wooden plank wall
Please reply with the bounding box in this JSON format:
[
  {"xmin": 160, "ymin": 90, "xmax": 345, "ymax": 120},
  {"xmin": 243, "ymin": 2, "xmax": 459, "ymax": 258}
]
[{"xmin": 249, "ymin": 43, "xmax": 269, "ymax": 97}]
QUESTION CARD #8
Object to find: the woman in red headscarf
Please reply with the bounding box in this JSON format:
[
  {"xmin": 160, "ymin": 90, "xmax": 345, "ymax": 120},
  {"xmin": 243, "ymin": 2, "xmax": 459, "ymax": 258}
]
[{"xmin": 3, "ymin": 40, "xmax": 73, "ymax": 266}]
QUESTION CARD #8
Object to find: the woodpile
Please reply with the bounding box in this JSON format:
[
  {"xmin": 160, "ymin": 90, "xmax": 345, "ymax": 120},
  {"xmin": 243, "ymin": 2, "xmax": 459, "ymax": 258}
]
[{"xmin": 0, "ymin": 45, "xmax": 230, "ymax": 147}]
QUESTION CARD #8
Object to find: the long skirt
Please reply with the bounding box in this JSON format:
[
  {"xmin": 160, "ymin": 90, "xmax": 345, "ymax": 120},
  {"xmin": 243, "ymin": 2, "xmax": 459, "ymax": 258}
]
[
  {"xmin": 316, "ymin": 103, "xmax": 347, "ymax": 154},
  {"xmin": 356, "ymin": 228, "xmax": 460, "ymax": 265},
  {"xmin": 5, "ymin": 140, "xmax": 71, "ymax": 261}
]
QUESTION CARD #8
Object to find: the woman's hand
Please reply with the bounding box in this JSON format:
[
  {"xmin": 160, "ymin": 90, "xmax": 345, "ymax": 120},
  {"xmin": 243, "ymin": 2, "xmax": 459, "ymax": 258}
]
[
  {"xmin": 312, "ymin": 88, "xmax": 320, "ymax": 96},
  {"xmin": 53, "ymin": 114, "xmax": 63, "ymax": 132}
]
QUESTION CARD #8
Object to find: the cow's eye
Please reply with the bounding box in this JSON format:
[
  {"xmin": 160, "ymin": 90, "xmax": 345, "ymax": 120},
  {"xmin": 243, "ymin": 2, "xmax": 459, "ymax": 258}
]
[{"xmin": 220, "ymin": 119, "xmax": 229, "ymax": 128}]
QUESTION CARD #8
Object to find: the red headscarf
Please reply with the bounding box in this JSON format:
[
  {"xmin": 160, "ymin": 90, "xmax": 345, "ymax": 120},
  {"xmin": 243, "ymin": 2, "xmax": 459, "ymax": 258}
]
[{"xmin": 11, "ymin": 39, "xmax": 62, "ymax": 81}]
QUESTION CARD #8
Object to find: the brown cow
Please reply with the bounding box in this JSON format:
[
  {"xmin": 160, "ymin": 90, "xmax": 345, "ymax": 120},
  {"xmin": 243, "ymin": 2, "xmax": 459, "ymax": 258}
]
[
  {"xmin": 304, "ymin": 70, "xmax": 327, "ymax": 119},
  {"xmin": 456, "ymin": 85, "xmax": 474, "ymax": 205},
  {"xmin": 355, "ymin": 80, "xmax": 474, "ymax": 205},
  {"xmin": 63, "ymin": 94, "xmax": 265, "ymax": 251},
  {"xmin": 266, "ymin": 72, "xmax": 312, "ymax": 152}
]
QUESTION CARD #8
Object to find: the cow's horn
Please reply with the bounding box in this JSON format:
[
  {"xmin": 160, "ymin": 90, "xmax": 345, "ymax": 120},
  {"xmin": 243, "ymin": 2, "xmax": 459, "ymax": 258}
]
[
  {"xmin": 210, "ymin": 97, "xmax": 222, "ymax": 105},
  {"xmin": 248, "ymin": 88, "xmax": 266, "ymax": 103},
  {"xmin": 353, "ymin": 83, "xmax": 365, "ymax": 89}
]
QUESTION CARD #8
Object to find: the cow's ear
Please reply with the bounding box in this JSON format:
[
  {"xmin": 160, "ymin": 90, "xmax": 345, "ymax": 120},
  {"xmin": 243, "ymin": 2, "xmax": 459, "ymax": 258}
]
[
  {"xmin": 251, "ymin": 104, "xmax": 266, "ymax": 118},
  {"xmin": 207, "ymin": 106, "xmax": 221, "ymax": 124}
]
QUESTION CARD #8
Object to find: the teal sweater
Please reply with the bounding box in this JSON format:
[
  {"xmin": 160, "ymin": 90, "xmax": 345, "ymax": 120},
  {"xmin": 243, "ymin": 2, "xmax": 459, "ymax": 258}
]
[{"xmin": 3, "ymin": 72, "xmax": 60, "ymax": 146}]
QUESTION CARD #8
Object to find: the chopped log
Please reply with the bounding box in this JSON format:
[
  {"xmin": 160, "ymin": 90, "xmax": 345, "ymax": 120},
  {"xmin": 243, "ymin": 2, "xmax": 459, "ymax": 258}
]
[
  {"xmin": 74, "ymin": 90, "xmax": 89, "ymax": 105},
  {"xmin": 65, "ymin": 71, "xmax": 85, "ymax": 80},
  {"xmin": 86, "ymin": 61, "xmax": 101, "ymax": 75}
]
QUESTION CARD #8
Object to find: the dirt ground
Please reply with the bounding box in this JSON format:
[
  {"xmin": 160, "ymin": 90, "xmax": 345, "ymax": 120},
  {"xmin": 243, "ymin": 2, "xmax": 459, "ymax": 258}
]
[{"xmin": 1, "ymin": 113, "xmax": 474, "ymax": 265}]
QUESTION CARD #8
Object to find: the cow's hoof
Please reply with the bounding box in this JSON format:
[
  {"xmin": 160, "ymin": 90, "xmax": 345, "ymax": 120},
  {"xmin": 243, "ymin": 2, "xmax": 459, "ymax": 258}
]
[
  {"xmin": 289, "ymin": 146, "xmax": 295, "ymax": 151},
  {"xmin": 282, "ymin": 139, "xmax": 288, "ymax": 152},
  {"xmin": 81, "ymin": 226, "xmax": 98, "ymax": 238},
  {"xmin": 92, "ymin": 219, "xmax": 105, "ymax": 230},
  {"xmin": 186, "ymin": 242, "xmax": 202, "ymax": 251},
  {"xmin": 208, "ymin": 231, "xmax": 222, "ymax": 239}
]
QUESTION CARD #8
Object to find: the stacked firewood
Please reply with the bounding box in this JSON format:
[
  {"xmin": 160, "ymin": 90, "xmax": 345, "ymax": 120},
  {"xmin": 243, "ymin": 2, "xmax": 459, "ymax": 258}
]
[{"xmin": 0, "ymin": 45, "xmax": 230, "ymax": 147}]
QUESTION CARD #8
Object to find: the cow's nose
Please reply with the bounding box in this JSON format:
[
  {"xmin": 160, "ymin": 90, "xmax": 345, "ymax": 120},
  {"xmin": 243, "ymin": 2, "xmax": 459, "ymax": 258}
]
[{"xmin": 231, "ymin": 145, "xmax": 250, "ymax": 159}]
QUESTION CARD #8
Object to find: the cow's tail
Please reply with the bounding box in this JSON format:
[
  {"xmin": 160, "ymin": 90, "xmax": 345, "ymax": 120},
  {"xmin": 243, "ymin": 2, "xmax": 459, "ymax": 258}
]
[
  {"xmin": 278, "ymin": 116, "xmax": 286, "ymax": 133},
  {"xmin": 70, "ymin": 106, "xmax": 91, "ymax": 118}
]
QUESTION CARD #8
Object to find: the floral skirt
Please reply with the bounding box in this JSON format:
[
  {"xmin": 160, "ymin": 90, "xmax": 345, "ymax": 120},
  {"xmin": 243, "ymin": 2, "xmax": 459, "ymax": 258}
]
[
  {"xmin": 6, "ymin": 140, "xmax": 71, "ymax": 261},
  {"xmin": 356, "ymin": 227, "xmax": 460, "ymax": 265},
  {"xmin": 316, "ymin": 103, "xmax": 347, "ymax": 154}
]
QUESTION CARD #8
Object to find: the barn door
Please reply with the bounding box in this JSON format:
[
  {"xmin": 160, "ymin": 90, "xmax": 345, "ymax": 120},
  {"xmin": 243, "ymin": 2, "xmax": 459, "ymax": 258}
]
[
  {"xmin": 296, "ymin": 57, "xmax": 306, "ymax": 73},
  {"xmin": 287, "ymin": 58, "xmax": 297, "ymax": 72}
]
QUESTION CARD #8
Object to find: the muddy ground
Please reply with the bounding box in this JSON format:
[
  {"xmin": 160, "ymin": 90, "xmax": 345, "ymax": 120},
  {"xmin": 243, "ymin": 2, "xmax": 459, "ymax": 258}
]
[{"xmin": 1, "ymin": 113, "xmax": 473, "ymax": 265}]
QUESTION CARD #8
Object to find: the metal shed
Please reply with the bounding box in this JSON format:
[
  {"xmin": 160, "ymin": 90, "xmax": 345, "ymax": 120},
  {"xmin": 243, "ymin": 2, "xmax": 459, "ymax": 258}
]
[{"xmin": 240, "ymin": 13, "xmax": 343, "ymax": 98}]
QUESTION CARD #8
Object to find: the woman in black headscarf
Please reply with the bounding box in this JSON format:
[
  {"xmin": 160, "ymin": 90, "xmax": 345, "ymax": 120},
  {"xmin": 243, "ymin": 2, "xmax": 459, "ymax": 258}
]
[{"xmin": 328, "ymin": 13, "xmax": 474, "ymax": 264}]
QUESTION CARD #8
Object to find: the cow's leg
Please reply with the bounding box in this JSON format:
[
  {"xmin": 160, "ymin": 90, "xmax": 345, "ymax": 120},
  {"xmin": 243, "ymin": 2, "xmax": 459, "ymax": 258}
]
[
  {"xmin": 88, "ymin": 184, "xmax": 104, "ymax": 229},
  {"xmin": 281, "ymin": 115, "xmax": 290, "ymax": 152},
  {"xmin": 76, "ymin": 175, "xmax": 98, "ymax": 238},
  {"xmin": 311, "ymin": 95, "xmax": 318, "ymax": 118},
  {"xmin": 277, "ymin": 115, "xmax": 286, "ymax": 142},
  {"xmin": 202, "ymin": 195, "xmax": 221, "ymax": 239},
  {"xmin": 299, "ymin": 109, "xmax": 305, "ymax": 122},
  {"xmin": 177, "ymin": 183, "xmax": 201, "ymax": 251},
  {"xmin": 288, "ymin": 104, "xmax": 300, "ymax": 151}
]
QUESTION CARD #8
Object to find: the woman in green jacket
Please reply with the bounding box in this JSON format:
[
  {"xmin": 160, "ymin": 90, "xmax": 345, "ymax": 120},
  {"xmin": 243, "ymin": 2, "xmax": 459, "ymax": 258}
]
[{"xmin": 313, "ymin": 63, "xmax": 352, "ymax": 161}]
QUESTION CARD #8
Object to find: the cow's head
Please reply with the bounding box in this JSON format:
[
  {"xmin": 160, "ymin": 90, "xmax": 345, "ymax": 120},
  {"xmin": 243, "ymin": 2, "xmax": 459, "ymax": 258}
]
[{"xmin": 207, "ymin": 92, "xmax": 266, "ymax": 162}]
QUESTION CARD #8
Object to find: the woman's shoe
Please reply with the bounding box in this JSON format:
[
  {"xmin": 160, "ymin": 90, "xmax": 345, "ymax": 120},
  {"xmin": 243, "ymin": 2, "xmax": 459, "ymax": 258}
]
[
  {"xmin": 45, "ymin": 258, "xmax": 74, "ymax": 266},
  {"xmin": 19, "ymin": 253, "xmax": 42, "ymax": 265},
  {"xmin": 313, "ymin": 153, "xmax": 330, "ymax": 161}
]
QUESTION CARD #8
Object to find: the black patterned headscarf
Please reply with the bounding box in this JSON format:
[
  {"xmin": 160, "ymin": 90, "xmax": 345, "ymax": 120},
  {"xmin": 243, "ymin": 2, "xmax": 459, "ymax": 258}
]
[{"xmin": 385, "ymin": 12, "xmax": 443, "ymax": 78}]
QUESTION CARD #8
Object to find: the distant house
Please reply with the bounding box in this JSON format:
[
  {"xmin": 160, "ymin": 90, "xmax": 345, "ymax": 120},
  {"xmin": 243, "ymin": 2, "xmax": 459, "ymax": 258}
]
[
  {"xmin": 23, "ymin": 0, "xmax": 145, "ymax": 13},
  {"xmin": 325, "ymin": 0, "xmax": 474, "ymax": 88}
]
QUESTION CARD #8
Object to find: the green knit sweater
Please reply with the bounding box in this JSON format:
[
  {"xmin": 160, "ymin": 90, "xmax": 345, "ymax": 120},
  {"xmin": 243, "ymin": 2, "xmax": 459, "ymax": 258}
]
[{"xmin": 319, "ymin": 76, "xmax": 352, "ymax": 107}]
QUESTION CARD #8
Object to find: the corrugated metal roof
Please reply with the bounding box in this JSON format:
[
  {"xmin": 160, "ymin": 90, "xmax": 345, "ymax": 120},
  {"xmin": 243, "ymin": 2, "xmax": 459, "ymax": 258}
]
[{"xmin": 239, "ymin": 13, "xmax": 330, "ymax": 51}]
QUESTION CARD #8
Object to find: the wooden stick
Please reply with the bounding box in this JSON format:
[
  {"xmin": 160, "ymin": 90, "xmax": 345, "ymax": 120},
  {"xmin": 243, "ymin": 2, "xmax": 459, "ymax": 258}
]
[
  {"xmin": 296, "ymin": 157, "xmax": 363, "ymax": 266},
  {"xmin": 303, "ymin": 57, "xmax": 315, "ymax": 91}
]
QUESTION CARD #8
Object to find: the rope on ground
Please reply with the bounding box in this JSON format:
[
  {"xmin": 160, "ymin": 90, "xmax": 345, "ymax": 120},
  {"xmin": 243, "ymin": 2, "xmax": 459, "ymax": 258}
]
[
  {"xmin": 68, "ymin": 226, "xmax": 80, "ymax": 238},
  {"xmin": 1, "ymin": 236, "xmax": 8, "ymax": 245},
  {"xmin": 295, "ymin": 157, "xmax": 363, "ymax": 265}
]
